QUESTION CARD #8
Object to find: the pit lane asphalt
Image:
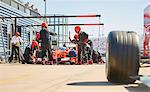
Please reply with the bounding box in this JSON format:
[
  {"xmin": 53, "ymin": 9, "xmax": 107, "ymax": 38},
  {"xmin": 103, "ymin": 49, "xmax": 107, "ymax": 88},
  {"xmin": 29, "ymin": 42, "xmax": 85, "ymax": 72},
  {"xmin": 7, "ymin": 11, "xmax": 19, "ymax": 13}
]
[{"xmin": 0, "ymin": 64, "xmax": 149, "ymax": 92}]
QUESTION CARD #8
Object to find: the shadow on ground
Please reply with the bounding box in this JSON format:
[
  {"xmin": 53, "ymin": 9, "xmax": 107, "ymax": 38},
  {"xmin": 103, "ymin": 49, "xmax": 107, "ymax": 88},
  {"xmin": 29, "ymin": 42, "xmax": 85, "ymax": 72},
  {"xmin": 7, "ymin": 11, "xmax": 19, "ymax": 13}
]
[
  {"xmin": 67, "ymin": 81, "xmax": 122, "ymax": 86},
  {"xmin": 67, "ymin": 81, "xmax": 150, "ymax": 92}
]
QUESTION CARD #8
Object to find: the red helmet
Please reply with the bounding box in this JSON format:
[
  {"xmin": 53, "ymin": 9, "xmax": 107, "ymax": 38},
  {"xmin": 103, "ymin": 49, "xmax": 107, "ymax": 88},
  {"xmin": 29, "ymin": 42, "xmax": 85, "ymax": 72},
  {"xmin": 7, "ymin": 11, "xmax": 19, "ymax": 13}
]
[
  {"xmin": 41, "ymin": 22, "xmax": 47, "ymax": 28},
  {"xmin": 16, "ymin": 32, "xmax": 20, "ymax": 36},
  {"xmin": 75, "ymin": 26, "xmax": 81, "ymax": 33}
]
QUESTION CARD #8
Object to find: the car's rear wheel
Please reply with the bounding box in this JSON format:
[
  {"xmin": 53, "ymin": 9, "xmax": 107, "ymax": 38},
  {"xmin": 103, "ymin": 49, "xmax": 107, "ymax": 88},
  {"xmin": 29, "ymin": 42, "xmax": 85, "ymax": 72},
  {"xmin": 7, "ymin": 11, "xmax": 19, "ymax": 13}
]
[{"xmin": 106, "ymin": 31, "xmax": 140, "ymax": 84}]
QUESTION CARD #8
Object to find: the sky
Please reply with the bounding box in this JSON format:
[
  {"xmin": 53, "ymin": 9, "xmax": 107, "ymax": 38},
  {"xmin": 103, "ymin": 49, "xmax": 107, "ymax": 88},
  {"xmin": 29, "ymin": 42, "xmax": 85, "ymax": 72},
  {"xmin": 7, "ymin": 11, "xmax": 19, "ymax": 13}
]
[{"xmin": 22, "ymin": 0, "xmax": 150, "ymax": 38}]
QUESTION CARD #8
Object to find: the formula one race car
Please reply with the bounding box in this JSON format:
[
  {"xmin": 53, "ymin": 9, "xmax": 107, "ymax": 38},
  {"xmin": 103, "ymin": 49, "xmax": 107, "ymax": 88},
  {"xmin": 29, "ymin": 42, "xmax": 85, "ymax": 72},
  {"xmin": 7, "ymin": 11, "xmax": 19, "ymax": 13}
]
[{"xmin": 52, "ymin": 44, "xmax": 78, "ymax": 65}]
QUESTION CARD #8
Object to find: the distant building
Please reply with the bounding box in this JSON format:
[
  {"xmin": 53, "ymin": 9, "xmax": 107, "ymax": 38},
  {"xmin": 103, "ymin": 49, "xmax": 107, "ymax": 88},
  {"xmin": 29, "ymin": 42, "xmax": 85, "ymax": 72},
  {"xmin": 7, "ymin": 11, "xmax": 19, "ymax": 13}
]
[
  {"xmin": 0, "ymin": 0, "xmax": 70, "ymax": 59},
  {"xmin": 0, "ymin": 0, "xmax": 42, "ymax": 58}
]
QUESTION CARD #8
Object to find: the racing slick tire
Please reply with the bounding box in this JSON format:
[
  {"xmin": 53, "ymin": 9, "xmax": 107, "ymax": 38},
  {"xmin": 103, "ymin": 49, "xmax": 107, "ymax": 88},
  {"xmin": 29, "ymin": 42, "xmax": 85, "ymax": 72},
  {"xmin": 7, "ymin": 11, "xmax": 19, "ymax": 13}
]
[
  {"xmin": 45, "ymin": 61, "xmax": 53, "ymax": 65},
  {"xmin": 106, "ymin": 31, "xmax": 140, "ymax": 84},
  {"xmin": 70, "ymin": 62, "xmax": 76, "ymax": 65}
]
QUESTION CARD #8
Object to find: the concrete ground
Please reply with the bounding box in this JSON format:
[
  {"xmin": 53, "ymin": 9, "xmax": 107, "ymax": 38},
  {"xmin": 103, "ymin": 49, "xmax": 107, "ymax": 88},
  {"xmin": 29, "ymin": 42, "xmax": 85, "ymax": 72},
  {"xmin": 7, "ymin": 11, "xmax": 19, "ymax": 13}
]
[{"xmin": 0, "ymin": 64, "xmax": 149, "ymax": 92}]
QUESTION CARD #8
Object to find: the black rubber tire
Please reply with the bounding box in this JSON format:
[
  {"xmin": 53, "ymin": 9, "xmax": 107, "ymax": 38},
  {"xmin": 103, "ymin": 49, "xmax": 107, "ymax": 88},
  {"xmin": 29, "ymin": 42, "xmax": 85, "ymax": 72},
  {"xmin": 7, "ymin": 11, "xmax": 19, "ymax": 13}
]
[
  {"xmin": 45, "ymin": 61, "xmax": 50, "ymax": 65},
  {"xmin": 70, "ymin": 62, "xmax": 76, "ymax": 65},
  {"xmin": 106, "ymin": 31, "xmax": 140, "ymax": 84}
]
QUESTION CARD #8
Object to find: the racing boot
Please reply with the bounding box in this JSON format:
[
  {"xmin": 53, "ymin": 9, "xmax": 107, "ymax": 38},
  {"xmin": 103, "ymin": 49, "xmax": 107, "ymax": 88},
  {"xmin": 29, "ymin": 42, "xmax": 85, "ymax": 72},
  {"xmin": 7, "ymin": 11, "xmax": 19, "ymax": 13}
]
[
  {"xmin": 49, "ymin": 61, "xmax": 53, "ymax": 65},
  {"xmin": 100, "ymin": 59, "xmax": 105, "ymax": 64},
  {"xmin": 88, "ymin": 59, "xmax": 93, "ymax": 65},
  {"xmin": 76, "ymin": 60, "xmax": 82, "ymax": 65}
]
